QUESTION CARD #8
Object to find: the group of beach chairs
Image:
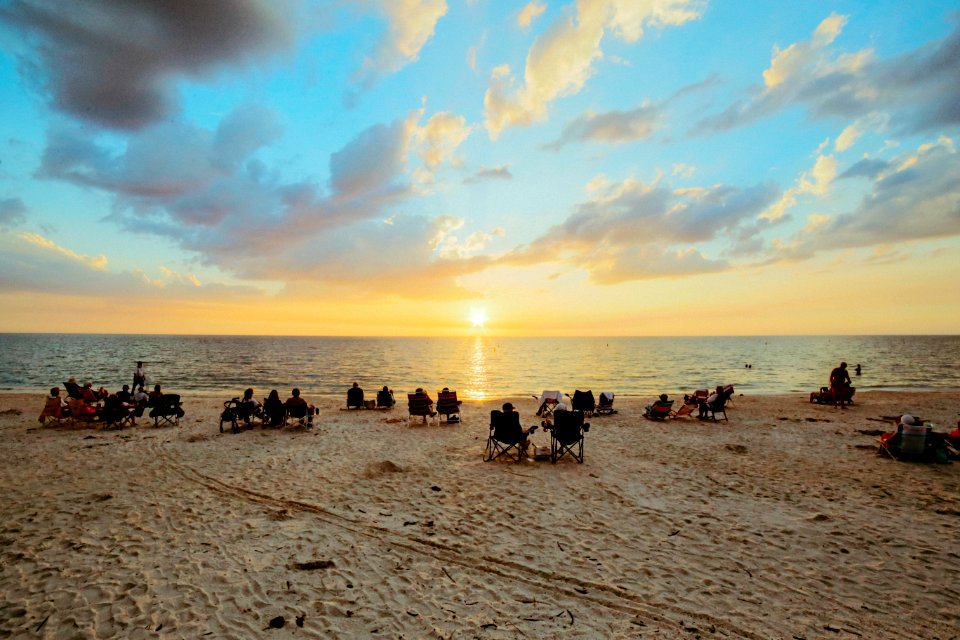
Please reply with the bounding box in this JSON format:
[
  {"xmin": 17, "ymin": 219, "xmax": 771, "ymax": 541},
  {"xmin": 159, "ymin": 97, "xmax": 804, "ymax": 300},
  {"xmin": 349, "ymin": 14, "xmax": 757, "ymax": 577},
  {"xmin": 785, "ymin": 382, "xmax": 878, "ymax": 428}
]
[
  {"xmin": 640, "ymin": 385, "xmax": 736, "ymax": 422},
  {"xmin": 38, "ymin": 379, "xmax": 183, "ymax": 429},
  {"xmin": 482, "ymin": 389, "xmax": 618, "ymax": 465}
]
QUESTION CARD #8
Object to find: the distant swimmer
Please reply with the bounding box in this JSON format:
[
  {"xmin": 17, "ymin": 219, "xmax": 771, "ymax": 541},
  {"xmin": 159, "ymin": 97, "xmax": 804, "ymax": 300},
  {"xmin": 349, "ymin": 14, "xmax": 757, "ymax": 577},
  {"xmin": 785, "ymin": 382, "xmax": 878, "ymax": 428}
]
[{"xmin": 855, "ymin": 363, "xmax": 862, "ymax": 376}]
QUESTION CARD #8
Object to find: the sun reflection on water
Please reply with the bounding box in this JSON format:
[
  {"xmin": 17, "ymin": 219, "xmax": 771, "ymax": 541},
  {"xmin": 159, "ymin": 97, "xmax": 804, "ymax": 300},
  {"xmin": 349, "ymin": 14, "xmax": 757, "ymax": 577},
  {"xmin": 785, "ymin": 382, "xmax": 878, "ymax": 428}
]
[{"xmin": 462, "ymin": 335, "xmax": 490, "ymax": 401}]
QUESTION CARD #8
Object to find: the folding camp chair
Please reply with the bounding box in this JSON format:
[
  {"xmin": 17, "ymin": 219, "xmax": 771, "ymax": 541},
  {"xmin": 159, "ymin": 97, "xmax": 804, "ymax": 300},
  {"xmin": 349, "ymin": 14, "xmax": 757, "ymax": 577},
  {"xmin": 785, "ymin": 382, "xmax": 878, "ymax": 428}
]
[
  {"xmin": 698, "ymin": 392, "xmax": 729, "ymax": 422},
  {"xmin": 407, "ymin": 393, "xmax": 438, "ymax": 425},
  {"xmin": 549, "ymin": 410, "xmax": 589, "ymax": 463},
  {"xmin": 220, "ymin": 398, "xmax": 264, "ymax": 433},
  {"xmin": 567, "ymin": 390, "xmax": 596, "ymax": 416},
  {"xmin": 284, "ymin": 403, "xmax": 313, "ymax": 428},
  {"xmin": 533, "ymin": 390, "xmax": 564, "ymax": 418},
  {"xmin": 346, "ymin": 385, "xmax": 364, "ymax": 409},
  {"xmin": 644, "ymin": 400, "xmax": 674, "ymax": 420},
  {"xmin": 483, "ymin": 410, "xmax": 536, "ymax": 463},
  {"xmin": 436, "ymin": 389, "xmax": 463, "ymax": 423},
  {"xmin": 38, "ymin": 396, "xmax": 71, "ymax": 426},
  {"xmin": 101, "ymin": 395, "xmax": 135, "ymax": 430},
  {"xmin": 63, "ymin": 380, "xmax": 84, "ymax": 400},
  {"xmin": 671, "ymin": 402, "xmax": 697, "ymax": 418},
  {"xmin": 150, "ymin": 394, "xmax": 183, "ymax": 427},
  {"xmin": 596, "ymin": 391, "xmax": 617, "ymax": 415}
]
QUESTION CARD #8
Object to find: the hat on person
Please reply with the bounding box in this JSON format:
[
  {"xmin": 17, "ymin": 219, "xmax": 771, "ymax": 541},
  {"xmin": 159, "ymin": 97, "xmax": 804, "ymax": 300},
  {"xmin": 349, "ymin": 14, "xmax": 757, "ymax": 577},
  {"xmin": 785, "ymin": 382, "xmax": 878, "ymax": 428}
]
[
  {"xmin": 502, "ymin": 402, "xmax": 514, "ymax": 411},
  {"xmin": 900, "ymin": 414, "xmax": 915, "ymax": 425},
  {"xmin": 84, "ymin": 380, "xmax": 93, "ymax": 387}
]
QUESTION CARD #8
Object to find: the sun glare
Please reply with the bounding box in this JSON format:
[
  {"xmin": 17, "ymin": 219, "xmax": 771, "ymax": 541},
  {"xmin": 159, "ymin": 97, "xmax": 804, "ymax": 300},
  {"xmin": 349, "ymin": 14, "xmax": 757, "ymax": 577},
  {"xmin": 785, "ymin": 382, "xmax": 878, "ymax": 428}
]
[{"xmin": 470, "ymin": 308, "xmax": 488, "ymax": 328}]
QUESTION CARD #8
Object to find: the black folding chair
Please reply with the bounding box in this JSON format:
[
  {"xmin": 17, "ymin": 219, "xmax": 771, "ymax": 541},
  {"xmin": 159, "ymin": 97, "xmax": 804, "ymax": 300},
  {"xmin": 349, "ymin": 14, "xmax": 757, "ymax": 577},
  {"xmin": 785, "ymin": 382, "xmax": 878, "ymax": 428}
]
[
  {"xmin": 483, "ymin": 410, "xmax": 536, "ymax": 463},
  {"xmin": 550, "ymin": 409, "xmax": 589, "ymax": 463},
  {"xmin": 567, "ymin": 390, "xmax": 596, "ymax": 415},
  {"xmin": 150, "ymin": 394, "xmax": 183, "ymax": 427}
]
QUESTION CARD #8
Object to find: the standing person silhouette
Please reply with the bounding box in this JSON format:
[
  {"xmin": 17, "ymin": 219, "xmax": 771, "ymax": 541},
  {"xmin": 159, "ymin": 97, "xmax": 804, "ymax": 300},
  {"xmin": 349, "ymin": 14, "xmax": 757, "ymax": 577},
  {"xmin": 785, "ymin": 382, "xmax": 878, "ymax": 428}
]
[
  {"xmin": 829, "ymin": 362, "xmax": 852, "ymax": 409},
  {"xmin": 133, "ymin": 361, "xmax": 146, "ymax": 390}
]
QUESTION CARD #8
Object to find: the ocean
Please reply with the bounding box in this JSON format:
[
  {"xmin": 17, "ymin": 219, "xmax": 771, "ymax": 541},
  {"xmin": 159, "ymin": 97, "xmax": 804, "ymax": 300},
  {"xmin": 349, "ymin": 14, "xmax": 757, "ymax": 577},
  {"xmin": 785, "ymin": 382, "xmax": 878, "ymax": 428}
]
[{"xmin": 1, "ymin": 334, "xmax": 958, "ymax": 399}]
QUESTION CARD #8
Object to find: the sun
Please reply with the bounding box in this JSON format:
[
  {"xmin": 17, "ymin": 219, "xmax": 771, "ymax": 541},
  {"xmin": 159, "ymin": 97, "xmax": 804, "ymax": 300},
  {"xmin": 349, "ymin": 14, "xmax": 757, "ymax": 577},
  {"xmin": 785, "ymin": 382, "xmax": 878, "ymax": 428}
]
[{"xmin": 470, "ymin": 308, "xmax": 488, "ymax": 329}]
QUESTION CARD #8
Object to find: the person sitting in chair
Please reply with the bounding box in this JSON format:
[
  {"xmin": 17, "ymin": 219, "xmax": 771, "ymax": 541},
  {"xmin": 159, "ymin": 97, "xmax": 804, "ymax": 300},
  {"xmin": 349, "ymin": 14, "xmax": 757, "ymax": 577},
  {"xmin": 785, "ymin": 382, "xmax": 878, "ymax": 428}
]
[
  {"xmin": 263, "ymin": 389, "xmax": 285, "ymax": 427},
  {"xmin": 376, "ymin": 385, "xmax": 395, "ymax": 408},
  {"xmin": 38, "ymin": 387, "xmax": 69, "ymax": 423},
  {"xmin": 285, "ymin": 388, "xmax": 315, "ymax": 426},
  {"xmin": 147, "ymin": 384, "xmax": 185, "ymax": 419},
  {"xmin": 240, "ymin": 388, "xmax": 262, "ymax": 424},
  {"xmin": 503, "ymin": 402, "xmax": 536, "ymax": 455},
  {"xmin": 81, "ymin": 381, "xmax": 100, "ymax": 405},
  {"xmin": 410, "ymin": 388, "xmax": 437, "ymax": 423},
  {"xmin": 698, "ymin": 386, "xmax": 724, "ymax": 419},
  {"xmin": 644, "ymin": 394, "xmax": 673, "ymax": 418},
  {"xmin": 347, "ymin": 382, "xmax": 364, "ymax": 409}
]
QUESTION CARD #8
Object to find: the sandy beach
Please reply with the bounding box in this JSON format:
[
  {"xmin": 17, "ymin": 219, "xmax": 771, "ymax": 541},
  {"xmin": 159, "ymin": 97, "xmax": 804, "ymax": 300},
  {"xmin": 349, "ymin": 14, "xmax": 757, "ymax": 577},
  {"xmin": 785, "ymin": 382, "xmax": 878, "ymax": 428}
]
[{"xmin": 1, "ymin": 390, "xmax": 958, "ymax": 639}]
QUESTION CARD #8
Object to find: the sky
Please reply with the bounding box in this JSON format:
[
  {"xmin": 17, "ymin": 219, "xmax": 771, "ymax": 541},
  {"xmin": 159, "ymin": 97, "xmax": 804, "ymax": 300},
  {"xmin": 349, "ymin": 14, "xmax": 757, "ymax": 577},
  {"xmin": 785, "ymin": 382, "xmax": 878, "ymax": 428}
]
[{"xmin": 0, "ymin": 0, "xmax": 958, "ymax": 336}]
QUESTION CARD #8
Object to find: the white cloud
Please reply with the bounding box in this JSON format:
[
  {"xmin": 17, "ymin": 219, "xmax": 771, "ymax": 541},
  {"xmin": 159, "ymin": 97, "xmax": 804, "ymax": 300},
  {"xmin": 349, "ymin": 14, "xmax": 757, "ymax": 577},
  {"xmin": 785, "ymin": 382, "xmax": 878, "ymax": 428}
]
[
  {"xmin": 407, "ymin": 110, "xmax": 472, "ymax": 169},
  {"xmin": 517, "ymin": 2, "xmax": 547, "ymax": 28},
  {"xmin": 761, "ymin": 153, "xmax": 837, "ymax": 220},
  {"xmin": 484, "ymin": 0, "xmax": 703, "ymax": 140},
  {"xmin": 356, "ymin": 0, "xmax": 448, "ymax": 86},
  {"xmin": 18, "ymin": 232, "xmax": 108, "ymax": 271}
]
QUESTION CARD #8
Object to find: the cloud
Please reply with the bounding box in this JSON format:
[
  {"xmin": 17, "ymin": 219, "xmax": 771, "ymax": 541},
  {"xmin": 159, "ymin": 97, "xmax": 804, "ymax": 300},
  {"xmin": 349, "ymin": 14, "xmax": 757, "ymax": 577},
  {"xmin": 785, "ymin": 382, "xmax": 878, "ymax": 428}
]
[
  {"xmin": 463, "ymin": 165, "xmax": 514, "ymax": 184},
  {"xmin": 761, "ymin": 153, "xmax": 837, "ymax": 220},
  {"xmin": 499, "ymin": 174, "xmax": 779, "ymax": 283},
  {"xmin": 517, "ymin": 2, "xmax": 547, "ymax": 29},
  {"xmin": 17, "ymin": 231, "xmax": 108, "ymax": 271},
  {"xmin": 0, "ymin": 229, "xmax": 262, "ymax": 299},
  {"xmin": 773, "ymin": 136, "xmax": 960, "ymax": 259},
  {"xmin": 354, "ymin": 0, "xmax": 448, "ymax": 88},
  {"xmin": 698, "ymin": 13, "xmax": 960, "ymax": 136},
  {"xmin": 0, "ymin": 0, "xmax": 300, "ymax": 130},
  {"xmin": 33, "ymin": 102, "xmax": 487, "ymax": 295},
  {"xmin": 545, "ymin": 102, "xmax": 660, "ymax": 149},
  {"xmin": 407, "ymin": 110, "xmax": 472, "ymax": 169},
  {"xmin": 0, "ymin": 198, "xmax": 27, "ymax": 228},
  {"xmin": 484, "ymin": 0, "xmax": 704, "ymax": 140}
]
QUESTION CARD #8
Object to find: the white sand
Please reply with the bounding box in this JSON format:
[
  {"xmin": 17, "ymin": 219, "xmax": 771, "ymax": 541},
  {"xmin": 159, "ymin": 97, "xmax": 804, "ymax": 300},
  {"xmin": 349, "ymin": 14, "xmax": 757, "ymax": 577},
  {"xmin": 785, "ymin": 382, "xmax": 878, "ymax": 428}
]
[{"xmin": 1, "ymin": 390, "xmax": 959, "ymax": 639}]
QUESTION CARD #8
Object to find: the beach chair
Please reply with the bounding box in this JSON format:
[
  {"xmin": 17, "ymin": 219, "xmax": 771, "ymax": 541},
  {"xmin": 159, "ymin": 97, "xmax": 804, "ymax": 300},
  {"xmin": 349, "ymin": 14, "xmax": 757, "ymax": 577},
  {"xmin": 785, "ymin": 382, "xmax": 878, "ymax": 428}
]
[
  {"xmin": 220, "ymin": 398, "xmax": 263, "ymax": 433},
  {"xmin": 63, "ymin": 380, "xmax": 84, "ymax": 400},
  {"xmin": 101, "ymin": 395, "xmax": 135, "ymax": 429},
  {"xmin": 698, "ymin": 392, "xmax": 729, "ymax": 422},
  {"xmin": 66, "ymin": 397, "xmax": 99, "ymax": 424},
  {"xmin": 644, "ymin": 401, "xmax": 674, "ymax": 420},
  {"xmin": 567, "ymin": 390, "xmax": 596, "ymax": 416},
  {"xmin": 483, "ymin": 410, "xmax": 536, "ymax": 463},
  {"xmin": 407, "ymin": 393, "xmax": 438, "ymax": 425},
  {"xmin": 284, "ymin": 403, "xmax": 312, "ymax": 428},
  {"xmin": 596, "ymin": 391, "xmax": 617, "ymax": 415},
  {"xmin": 376, "ymin": 388, "xmax": 395, "ymax": 409},
  {"xmin": 809, "ymin": 386, "xmax": 855, "ymax": 405},
  {"xmin": 346, "ymin": 385, "xmax": 364, "ymax": 410},
  {"xmin": 436, "ymin": 389, "xmax": 463, "ymax": 423},
  {"xmin": 671, "ymin": 402, "xmax": 697, "ymax": 419},
  {"xmin": 38, "ymin": 396, "xmax": 71, "ymax": 426},
  {"xmin": 150, "ymin": 394, "xmax": 183, "ymax": 427},
  {"xmin": 533, "ymin": 390, "xmax": 564, "ymax": 418},
  {"xmin": 549, "ymin": 409, "xmax": 589, "ymax": 463}
]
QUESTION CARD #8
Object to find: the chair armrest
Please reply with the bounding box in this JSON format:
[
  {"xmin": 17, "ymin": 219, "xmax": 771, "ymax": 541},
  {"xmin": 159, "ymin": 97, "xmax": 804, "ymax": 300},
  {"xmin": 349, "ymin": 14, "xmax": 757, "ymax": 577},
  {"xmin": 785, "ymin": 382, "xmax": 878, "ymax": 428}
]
[{"xmin": 583, "ymin": 423, "xmax": 590, "ymax": 432}]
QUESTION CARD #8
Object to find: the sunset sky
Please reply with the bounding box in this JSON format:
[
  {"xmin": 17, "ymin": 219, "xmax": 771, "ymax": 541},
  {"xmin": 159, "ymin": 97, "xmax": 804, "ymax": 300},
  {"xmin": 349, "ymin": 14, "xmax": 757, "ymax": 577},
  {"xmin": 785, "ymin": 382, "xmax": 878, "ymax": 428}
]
[{"xmin": 1, "ymin": 0, "xmax": 958, "ymax": 336}]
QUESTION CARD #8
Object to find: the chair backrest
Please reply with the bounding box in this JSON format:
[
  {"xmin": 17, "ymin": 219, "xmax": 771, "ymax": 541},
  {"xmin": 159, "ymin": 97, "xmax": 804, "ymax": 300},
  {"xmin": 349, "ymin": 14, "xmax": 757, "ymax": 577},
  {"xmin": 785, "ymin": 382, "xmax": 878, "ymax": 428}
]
[
  {"xmin": 650, "ymin": 401, "xmax": 673, "ymax": 417},
  {"xmin": 408, "ymin": 393, "xmax": 433, "ymax": 416},
  {"xmin": 674, "ymin": 402, "xmax": 696, "ymax": 418},
  {"xmin": 347, "ymin": 387, "xmax": 363, "ymax": 407},
  {"xmin": 376, "ymin": 390, "xmax": 394, "ymax": 407},
  {"xmin": 156, "ymin": 394, "xmax": 181, "ymax": 414},
  {"xmin": 63, "ymin": 381, "xmax": 83, "ymax": 400},
  {"xmin": 490, "ymin": 410, "xmax": 523, "ymax": 444},
  {"xmin": 552, "ymin": 410, "xmax": 585, "ymax": 445},
  {"xmin": 286, "ymin": 402, "xmax": 308, "ymax": 419},
  {"xmin": 571, "ymin": 390, "xmax": 595, "ymax": 412},
  {"xmin": 436, "ymin": 391, "xmax": 459, "ymax": 411},
  {"xmin": 598, "ymin": 392, "xmax": 614, "ymax": 407}
]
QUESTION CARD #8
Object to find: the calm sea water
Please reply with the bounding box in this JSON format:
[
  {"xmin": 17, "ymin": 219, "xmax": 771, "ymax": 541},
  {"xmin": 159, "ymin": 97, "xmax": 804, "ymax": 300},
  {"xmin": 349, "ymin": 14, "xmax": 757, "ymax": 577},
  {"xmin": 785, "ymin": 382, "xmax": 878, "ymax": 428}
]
[{"xmin": 1, "ymin": 334, "xmax": 958, "ymax": 399}]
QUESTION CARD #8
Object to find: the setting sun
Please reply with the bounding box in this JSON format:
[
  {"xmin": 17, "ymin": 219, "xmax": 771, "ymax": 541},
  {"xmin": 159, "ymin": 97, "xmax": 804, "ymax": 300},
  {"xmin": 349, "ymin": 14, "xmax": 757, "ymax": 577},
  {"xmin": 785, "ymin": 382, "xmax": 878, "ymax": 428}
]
[{"xmin": 470, "ymin": 308, "xmax": 488, "ymax": 328}]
